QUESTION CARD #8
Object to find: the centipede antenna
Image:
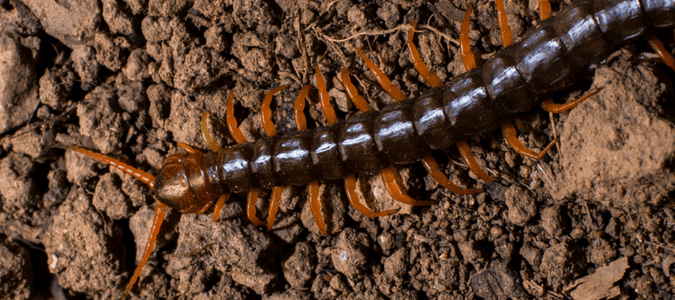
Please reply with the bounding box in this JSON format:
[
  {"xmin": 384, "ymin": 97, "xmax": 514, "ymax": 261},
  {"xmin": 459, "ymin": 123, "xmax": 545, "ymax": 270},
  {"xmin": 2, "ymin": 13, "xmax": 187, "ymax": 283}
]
[{"xmin": 63, "ymin": 144, "xmax": 156, "ymax": 190}]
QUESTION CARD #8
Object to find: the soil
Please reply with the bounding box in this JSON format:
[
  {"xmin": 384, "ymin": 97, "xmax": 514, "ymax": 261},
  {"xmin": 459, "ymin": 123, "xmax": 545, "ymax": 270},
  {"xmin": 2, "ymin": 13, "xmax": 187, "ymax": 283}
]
[{"xmin": 0, "ymin": 0, "xmax": 675, "ymax": 299}]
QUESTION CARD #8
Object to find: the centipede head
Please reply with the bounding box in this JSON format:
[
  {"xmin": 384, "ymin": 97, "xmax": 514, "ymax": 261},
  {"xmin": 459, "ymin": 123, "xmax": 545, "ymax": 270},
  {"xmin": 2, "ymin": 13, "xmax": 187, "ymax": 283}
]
[{"xmin": 154, "ymin": 152, "xmax": 216, "ymax": 214}]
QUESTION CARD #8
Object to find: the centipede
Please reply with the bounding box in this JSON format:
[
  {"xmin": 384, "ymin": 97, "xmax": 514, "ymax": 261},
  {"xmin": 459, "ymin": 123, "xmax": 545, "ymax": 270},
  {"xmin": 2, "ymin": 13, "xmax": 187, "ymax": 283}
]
[{"xmin": 8, "ymin": 0, "xmax": 674, "ymax": 298}]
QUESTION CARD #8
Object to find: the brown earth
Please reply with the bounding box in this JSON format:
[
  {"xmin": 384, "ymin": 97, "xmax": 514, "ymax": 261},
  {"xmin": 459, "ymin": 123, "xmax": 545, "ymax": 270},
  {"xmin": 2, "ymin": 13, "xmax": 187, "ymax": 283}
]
[{"xmin": 1, "ymin": 0, "xmax": 675, "ymax": 299}]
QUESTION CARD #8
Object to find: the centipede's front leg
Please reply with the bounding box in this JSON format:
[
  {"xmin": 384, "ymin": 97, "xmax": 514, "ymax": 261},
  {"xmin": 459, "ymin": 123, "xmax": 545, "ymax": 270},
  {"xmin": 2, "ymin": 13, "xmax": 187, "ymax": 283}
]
[{"xmin": 122, "ymin": 199, "xmax": 167, "ymax": 298}]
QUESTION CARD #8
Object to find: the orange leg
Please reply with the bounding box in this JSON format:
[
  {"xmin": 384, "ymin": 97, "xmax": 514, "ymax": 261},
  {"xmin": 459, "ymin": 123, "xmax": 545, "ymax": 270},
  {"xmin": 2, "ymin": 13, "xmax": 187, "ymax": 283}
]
[
  {"xmin": 226, "ymin": 92, "xmax": 248, "ymax": 145},
  {"xmin": 294, "ymin": 83, "xmax": 329, "ymax": 235},
  {"xmin": 176, "ymin": 142, "xmax": 201, "ymax": 155},
  {"xmin": 199, "ymin": 111, "xmax": 231, "ymax": 221},
  {"xmin": 246, "ymin": 190, "xmax": 266, "ymax": 226},
  {"xmin": 495, "ymin": 0, "xmax": 514, "ymax": 47},
  {"xmin": 212, "ymin": 194, "xmax": 231, "ymax": 222},
  {"xmin": 354, "ymin": 46, "xmax": 407, "ymax": 101},
  {"xmin": 541, "ymin": 88, "xmax": 602, "ymax": 113},
  {"xmin": 344, "ymin": 175, "xmax": 399, "ymax": 217},
  {"xmin": 421, "ymin": 155, "xmax": 483, "ymax": 194},
  {"xmin": 294, "ymin": 85, "xmax": 312, "ymax": 131},
  {"xmin": 307, "ymin": 181, "xmax": 327, "ymax": 236},
  {"xmin": 317, "ymin": 64, "xmax": 399, "ymax": 219},
  {"xmin": 315, "ymin": 64, "xmax": 338, "ymax": 124},
  {"xmin": 501, "ymin": 123, "xmax": 556, "ymax": 160},
  {"xmin": 122, "ymin": 200, "xmax": 167, "ymax": 298},
  {"xmin": 227, "ymin": 91, "xmax": 267, "ymax": 226},
  {"xmin": 458, "ymin": 6, "xmax": 497, "ymax": 177},
  {"xmin": 266, "ymin": 186, "xmax": 283, "ymax": 231},
  {"xmin": 380, "ymin": 167, "xmax": 435, "ymax": 206},
  {"xmin": 460, "ymin": 5, "xmax": 477, "ymax": 71},
  {"xmin": 406, "ymin": 22, "xmax": 442, "ymax": 88},
  {"xmin": 261, "ymin": 85, "xmax": 289, "ymax": 137},
  {"xmin": 539, "ymin": 0, "xmax": 552, "ymax": 19},
  {"xmin": 456, "ymin": 141, "xmax": 494, "ymax": 182},
  {"xmin": 341, "ymin": 68, "xmax": 371, "ymax": 112},
  {"xmin": 342, "ymin": 69, "xmax": 375, "ymax": 112},
  {"xmin": 646, "ymin": 32, "xmax": 675, "ymax": 72},
  {"xmin": 229, "ymin": 88, "xmax": 286, "ymax": 230},
  {"xmin": 200, "ymin": 112, "xmax": 223, "ymax": 152}
]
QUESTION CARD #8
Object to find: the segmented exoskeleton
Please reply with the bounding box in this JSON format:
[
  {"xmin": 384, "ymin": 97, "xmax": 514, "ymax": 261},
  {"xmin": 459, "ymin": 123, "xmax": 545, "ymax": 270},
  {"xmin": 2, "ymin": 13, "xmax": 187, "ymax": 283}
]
[{"xmin": 64, "ymin": 0, "xmax": 675, "ymax": 297}]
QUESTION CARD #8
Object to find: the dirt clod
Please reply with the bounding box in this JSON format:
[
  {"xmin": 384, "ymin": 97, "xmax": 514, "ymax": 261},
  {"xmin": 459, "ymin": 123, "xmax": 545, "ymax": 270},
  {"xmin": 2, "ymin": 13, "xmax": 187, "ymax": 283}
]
[
  {"xmin": 0, "ymin": 153, "xmax": 39, "ymax": 220},
  {"xmin": 0, "ymin": 239, "xmax": 33, "ymax": 300},
  {"xmin": 470, "ymin": 259, "xmax": 527, "ymax": 299},
  {"xmin": 558, "ymin": 58, "xmax": 675, "ymax": 206},
  {"xmin": 282, "ymin": 241, "xmax": 315, "ymax": 288},
  {"xmin": 384, "ymin": 248, "xmax": 408, "ymax": 278},
  {"xmin": 20, "ymin": 0, "xmax": 100, "ymax": 47},
  {"xmin": 0, "ymin": 33, "xmax": 38, "ymax": 135},
  {"xmin": 539, "ymin": 240, "xmax": 587, "ymax": 291},
  {"xmin": 331, "ymin": 228, "xmax": 372, "ymax": 278},
  {"xmin": 42, "ymin": 188, "xmax": 124, "ymax": 298}
]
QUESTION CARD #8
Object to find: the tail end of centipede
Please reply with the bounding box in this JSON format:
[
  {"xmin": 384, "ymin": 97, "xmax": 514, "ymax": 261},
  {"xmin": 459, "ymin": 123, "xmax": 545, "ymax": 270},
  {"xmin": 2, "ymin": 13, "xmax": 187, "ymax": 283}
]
[{"xmin": 56, "ymin": 143, "xmax": 156, "ymax": 190}]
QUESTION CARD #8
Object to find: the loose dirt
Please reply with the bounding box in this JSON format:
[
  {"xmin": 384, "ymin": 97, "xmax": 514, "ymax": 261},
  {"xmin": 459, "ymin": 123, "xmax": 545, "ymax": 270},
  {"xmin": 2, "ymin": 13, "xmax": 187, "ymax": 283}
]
[{"xmin": 1, "ymin": 0, "xmax": 675, "ymax": 299}]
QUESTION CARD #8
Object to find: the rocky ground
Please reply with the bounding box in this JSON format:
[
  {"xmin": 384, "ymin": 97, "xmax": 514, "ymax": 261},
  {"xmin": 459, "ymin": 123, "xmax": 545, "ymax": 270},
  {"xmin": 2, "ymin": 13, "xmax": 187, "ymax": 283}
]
[{"xmin": 1, "ymin": 0, "xmax": 675, "ymax": 299}]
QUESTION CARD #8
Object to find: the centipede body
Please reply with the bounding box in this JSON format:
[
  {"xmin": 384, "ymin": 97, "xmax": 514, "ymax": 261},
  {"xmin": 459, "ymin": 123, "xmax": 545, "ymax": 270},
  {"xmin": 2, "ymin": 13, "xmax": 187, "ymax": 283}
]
[{"xmin": 2, "ymin": 0, "xmax": 675, "ymax": 298}]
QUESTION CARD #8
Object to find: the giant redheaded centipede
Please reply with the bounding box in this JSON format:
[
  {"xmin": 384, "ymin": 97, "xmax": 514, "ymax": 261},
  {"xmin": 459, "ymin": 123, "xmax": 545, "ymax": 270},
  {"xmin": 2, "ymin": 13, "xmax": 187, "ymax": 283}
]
[{"xmin": 7, "ymin": 0, "xmax": 675, "ymax": 298}]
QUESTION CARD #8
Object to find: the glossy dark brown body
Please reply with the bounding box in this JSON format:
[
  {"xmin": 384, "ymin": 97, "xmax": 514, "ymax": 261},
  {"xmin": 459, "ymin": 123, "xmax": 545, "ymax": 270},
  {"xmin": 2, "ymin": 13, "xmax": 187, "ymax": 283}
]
[{"xmin": 154, "ymin": 0, "xmax": 675, "ymax": 211}]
